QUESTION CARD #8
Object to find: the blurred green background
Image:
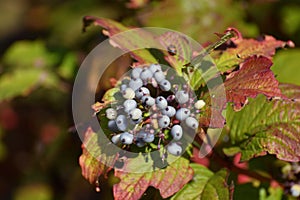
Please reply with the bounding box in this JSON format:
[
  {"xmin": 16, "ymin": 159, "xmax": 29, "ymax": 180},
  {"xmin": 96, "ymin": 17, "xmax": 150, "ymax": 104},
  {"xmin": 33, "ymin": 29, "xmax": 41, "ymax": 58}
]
[{"xmin": 0, "ymin": 0, "xmax": 300, "ymax": 199}]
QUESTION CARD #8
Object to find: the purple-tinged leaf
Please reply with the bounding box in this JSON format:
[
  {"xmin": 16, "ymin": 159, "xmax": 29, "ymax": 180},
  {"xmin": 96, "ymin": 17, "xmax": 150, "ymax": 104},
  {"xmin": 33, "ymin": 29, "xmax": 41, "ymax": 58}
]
[
  {"xmin": 83, "ymin": 16, "xmax": 158, "ymax": 64},
  {"xmin": 113, "ymin": 156, "xmax": 193, "ymax": 200},
  {"xmin": 79, "ymin": 127, "xmax": 118, "ymax": 184},
  {"xmin": 224, "ymin": 55, "xmax": 284, "ymax": 111}
]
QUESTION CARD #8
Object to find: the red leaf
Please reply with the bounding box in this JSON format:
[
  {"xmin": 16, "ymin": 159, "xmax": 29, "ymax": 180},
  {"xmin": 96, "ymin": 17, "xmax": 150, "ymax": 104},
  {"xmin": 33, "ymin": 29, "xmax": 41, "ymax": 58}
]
[
  {"xmin": 224, "ymin": 55, "xmax": 283, "ymax": 111},
  {"xmin": 214, "ymin": 33, "xmax": 294, "ymax": 72},
  {"xmin": 113, "ymin": 157, "xmax": 193, "ymax": 200},
  {"xmin": 79, "ymin": 127, "xmax": 118, "ymax": 184}
]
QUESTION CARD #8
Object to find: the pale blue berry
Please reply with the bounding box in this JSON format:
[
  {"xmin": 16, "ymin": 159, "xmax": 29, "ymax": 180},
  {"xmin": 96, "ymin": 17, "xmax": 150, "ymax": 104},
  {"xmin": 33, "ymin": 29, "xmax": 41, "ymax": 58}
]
[
  {"xmin": 175, "ymin": 108, "xmax": 190, "ymax": 121},
  {"xmin": 171, "ymin": 125, "xmax": 183, "ymax": 140},
  {"xmin": 135, "ymin": 87, "xmax": 150, "ymax": 99},
  {"xmin": 156, "ymin": 96, "xmax": 168, "ymax": 109},
  {"xmin": 123, "ymin": 99, "xmax": 137, "ymax": 113},
  {"xmin": 111, "ymin": 134, "xmax": 121, "ymax": 144},
  {"xmin": 129, "ymin": 108, "xmax": 142, "ymax": 120},
  {"xmin": 185, "ymin": 117, "xmax": 199, "ymax": 129},
  {"xmin": 131, "ymin": 68, "xmax": 142, "ymax": 79},
  {"xmin": 167, "ymin": 142, "xmax": 182, "ymax": 156},
  {"xmin": 153, "ymin": 70, "xmax": 165, "ymax": 83},
  {"xmin": 175, "ymin": 90, "xmax": 189, "ymax": 104},
  {"xmin": 159, "ymin": 79, "xmax": 171, "ymax": 91},
  {"xmin": 158, "ymin": 115, "xmax": 170, "ymax": 128},
  {"xmin": 143, "ymin": 133, "xmax": 155, "ymax": 143},
  {"xmin": 120, "ymin": 132, "xmax": 134, "ymax": 145},
  {"xmin": 161, "ymin": 106, "xmax": 176, "ymax": 117},
  {"xmin": 140, "ymin": 68, "xmax": 153, "ymax": 81},
  {"xmin": 129, "ymin": 78, "xmax": 143, "ymax": 91},
  {"xmin": 141, "ymin": 96, "xmax": 155, "ymax": 106},
  {"xmin": 116, "ymin": 115, "xmax": 128, "ymax": 131},
  {"xmin": 149, "ymin": 63, "xmax": 161, "ymax": 73},
  {"xmin": 108, "ymin": 120, "xmax": 119, "ymax": 132}
]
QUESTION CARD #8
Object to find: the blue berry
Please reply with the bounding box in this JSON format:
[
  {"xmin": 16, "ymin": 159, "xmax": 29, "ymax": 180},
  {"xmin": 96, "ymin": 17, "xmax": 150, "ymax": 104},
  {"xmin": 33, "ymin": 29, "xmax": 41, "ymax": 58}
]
[
  {"xmin": 167, "ymin": 142, "xmax": 182, "ymax": 156},
  {"xmin": 129, "ymin": 78, "xmax": 143, "ymax": 91},
  {"xmin": 129, "ymin": 108, "xmax": 142, "ymax": 120},
  {"xmin": 185, "ymin": 117, "xmax": 199, "ymax": 129},
  {"xmin": 140, "ymin": 68, "xmax": 153, "ymax": 81},
  {"xmin": 136, "ymin": 139, "xmax": 145, "ymax": 147},
  {"xmin": 116, "ymin": 115, "xmax": 128, "ymax": 131},
  {"xmin": 175, "ymin": 90, "xmax": 189, "ymax": 104},
  {"xmin": 149, "ymin": 64, "xmax": 162, "ymax": 73},
  {"xmin": 159, "ymin": 79, "xmax": 171, "ymax": 91},
  {"xmin": 143, "ymin": 133, "xmax": 155, "ymax": 143},
  {"xmin": 120, "ymin": 84, "xmax": 127, "ymax": 92},
  {"xmin": 161, "ymin": 106, "xmax": 176, "ymax": 117},
  {"xmin": 175, "ymin": 108, "xmax": 190, "ymax": 121},
  {"xmin": 135, "ymin": 87, "xmax": 150, "ymax": 99},
  {"xmin": 108, "ymin": 120, "xmax": 119, "ymax": 132},
  {"xmin": 141, "ymin": 96, "xmax": 155, "ymax": 106},
  {"xmin": 120, "ymin": 132, "xmax": 134, "ymax": 145},
  {"xmin": 105, "ymin": 108, "xmax": 117, "ymax": 120},
  {"xmin": 171, "ymin": 125, "xmax": 183, "ymax": 140},
  {"xmin": 153, "ymin": 70, "xmax": 165, "ymax": 83},
  {"xmin": 131, "ymin": 68, "xmax": 142, "ymax": 79},
  {"xmin": 155, "ymin": 96, "xmax": 168, "ymax": 109},
  {"xmin": 111, "ymin": 134, "xmax": 121, "ymax": 144},
  {"xmin": 158, "ymin": 115, "xmax": 170, "ymax": 128},
  {"xmin": 123, "ymin": 99, "xmax": 137, "ymax": 113}
]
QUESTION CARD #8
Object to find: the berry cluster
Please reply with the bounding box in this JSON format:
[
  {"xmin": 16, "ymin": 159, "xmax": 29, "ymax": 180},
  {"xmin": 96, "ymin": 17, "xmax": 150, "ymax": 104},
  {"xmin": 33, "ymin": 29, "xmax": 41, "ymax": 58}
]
[{"xmin": 104, "ymin": 64, "xmax": 205, "ymax": 156}]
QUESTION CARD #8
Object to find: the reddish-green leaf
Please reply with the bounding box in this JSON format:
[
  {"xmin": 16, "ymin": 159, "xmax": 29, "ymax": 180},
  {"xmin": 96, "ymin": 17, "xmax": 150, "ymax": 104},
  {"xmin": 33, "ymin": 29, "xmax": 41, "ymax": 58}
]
[
  {"xmin": 172, "ymin": 163, "xmax": 232, "ymax": 200},
  {"xmin": 83, "ymin": 16, "xmax": 158, "ymax": 64},
  {"xmin": 224, "ymin": 55, "xmax": 283, "ymax": 111},
  {"xmin": 158, "ymin": 31, "xmax": 192, "ymax": 75},
  {"xmin": 79, "ymin": 127, "xmax": 118, "ymax": 184},
  {"xmin": 113, "ymin": 156, "xmax": 193, "ymax": 200},
  {"xmin": 213, "ymin": 34, "xmax": 294, "ymax": 72},
  {"xmin": 225, "ymin": 84, "xmax": 300, "ymax": 162}
]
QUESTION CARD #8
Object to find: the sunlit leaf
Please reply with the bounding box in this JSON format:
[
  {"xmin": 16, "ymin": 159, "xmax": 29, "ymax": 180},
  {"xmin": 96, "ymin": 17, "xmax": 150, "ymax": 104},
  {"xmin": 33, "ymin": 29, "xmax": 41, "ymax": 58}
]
[
  {"xmin": 57, "ymin": 53, "xmax": 77, "ymax": 79},
  {"xmin": 113, "ymin": 156, "xmax": 193, "ymax": 200},
  {"xmin": 83, "ymin": 16, "xmax": 158, "ymax": 64},
  {"xmin": 171, "ymin": 163, "xmax": 232, "ymax": 200},
  {"xmin": 272, "ymin": 49, "xmax": 300, "ymax": 86},
  {"xmin": 226, "ymin": 84, "xmax": 300, "ymax": 162},
  {"xmin": 0, "ymin": 69, "xmax": 40, "ymax": 101},
  {"xmin": 79, "ymin": 127, "xmax": 118, "ymax": 184},
  {"xmin": 3, "ymin": 40, "xmax": 59, "ymax": 69},
  {"xmin": 223, "ymin": 56, "xmax": 283, "ymax": 111},
  {"xmin": 214, "ymin": 34, "xmax": 294, "ymax": 72}
]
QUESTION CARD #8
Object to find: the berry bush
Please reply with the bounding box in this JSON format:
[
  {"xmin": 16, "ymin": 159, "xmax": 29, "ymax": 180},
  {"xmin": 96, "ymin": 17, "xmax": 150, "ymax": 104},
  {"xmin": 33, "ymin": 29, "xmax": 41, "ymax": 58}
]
[{"xmin": 77, "ymin": 16, "xmax": 300, "ymax": 200}]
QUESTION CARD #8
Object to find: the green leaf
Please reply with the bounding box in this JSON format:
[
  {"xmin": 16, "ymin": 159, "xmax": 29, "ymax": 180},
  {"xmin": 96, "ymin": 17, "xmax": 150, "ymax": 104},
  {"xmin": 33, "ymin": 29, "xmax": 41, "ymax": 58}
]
[
  {"xmin": 14, "ymin": 183, "xmax": 53, "ymax": 200},
  {"xmin": 113, "ymin": 157, "xmax": 193, "ymax": 200},
  {"xmin": 57, "ymin": 53, "xmax": 77, "ymax": 79},
  {"xmin": 79, "ymin": 127, "xmax": 118, "ymax": 184},
  {"xmin": 83, "ymin": 16, "xmax": 158, "ymax": 64},
  {"xmin": 172, "ymin": 163, "xmax": 232, "ymax": 200},
  {"xmin": 259, "ymin": 187, "xmax": 283, "ymax": 200},
  {"xmin": 272, "ymin": 49, "xmax": 300, "ymax": 86},
  {"xmin": 0, "ymin": 69, "xmax": 40, "ymax": 101},
  {"xmin": 2, "ymin": 40, "xmax": 59, "ymax": 69},
  {"xmin": 226, "ymin": 84, "xmax": 300, "ymax": 162}
]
